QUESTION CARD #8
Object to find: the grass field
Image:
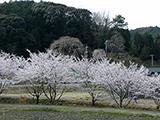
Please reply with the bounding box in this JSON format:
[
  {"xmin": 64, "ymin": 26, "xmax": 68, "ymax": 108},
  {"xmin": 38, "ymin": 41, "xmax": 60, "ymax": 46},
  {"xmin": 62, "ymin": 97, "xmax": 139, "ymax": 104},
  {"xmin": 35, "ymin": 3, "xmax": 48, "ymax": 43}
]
[
  {"xmin": 1, "ymin": 110, "xmax": 159, "ymax": 120},
  {"xmin": 0, "ymin": 85, "xmax": 159, "ymax": 114},
  {"xmin": 1, "ymin": 91, "xmax": 158, "ymax": 110},
  {"xmin": 0, "ymin": 105, "xmax": 160, "ymax": 120}
]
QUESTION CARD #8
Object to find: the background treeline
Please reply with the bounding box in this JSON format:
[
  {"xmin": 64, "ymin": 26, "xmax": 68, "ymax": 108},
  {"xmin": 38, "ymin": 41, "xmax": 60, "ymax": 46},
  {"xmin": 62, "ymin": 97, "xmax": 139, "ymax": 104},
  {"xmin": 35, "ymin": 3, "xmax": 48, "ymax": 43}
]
[
  {"xmin": 130, "ymin": 27, "xmax": 160, "ymax": 60},
  {"xmin": 0, "ymin": 0, "xmax": 160, "ymax": 63},
  {"xmin": 0, "ymin": 1, "xmax": 129, "ymax": 57}
]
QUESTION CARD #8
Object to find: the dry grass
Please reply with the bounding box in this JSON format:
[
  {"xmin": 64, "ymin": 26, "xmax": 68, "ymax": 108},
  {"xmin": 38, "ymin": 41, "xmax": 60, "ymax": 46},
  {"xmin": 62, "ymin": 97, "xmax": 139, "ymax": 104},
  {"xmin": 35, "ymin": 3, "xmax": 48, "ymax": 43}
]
[{"xmin": 1, "ymin": 86, "xmax": 159, "ymax": 110}]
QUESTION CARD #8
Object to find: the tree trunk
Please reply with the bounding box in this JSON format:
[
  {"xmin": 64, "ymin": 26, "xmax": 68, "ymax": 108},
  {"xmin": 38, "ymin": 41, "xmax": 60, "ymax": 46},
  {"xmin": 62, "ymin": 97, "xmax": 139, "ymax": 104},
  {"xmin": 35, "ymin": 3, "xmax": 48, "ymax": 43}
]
[
  {"xmin": 156, "ymin": 106, "xmax": 159, "ymax": 110},
  {"xmin": 50, "ymin": 97, "xmax": 54, "ymax": 104},
  {"xmin": 92, "ymin": 97, "xmax": 96, "ymax": 106},
  {"xmin": 119, "ymin": 99, "xmax": 123, "ymax": 108},
  {"xmin": 36, "ymin": 95, "xmax": 39, "ymax": 104}
]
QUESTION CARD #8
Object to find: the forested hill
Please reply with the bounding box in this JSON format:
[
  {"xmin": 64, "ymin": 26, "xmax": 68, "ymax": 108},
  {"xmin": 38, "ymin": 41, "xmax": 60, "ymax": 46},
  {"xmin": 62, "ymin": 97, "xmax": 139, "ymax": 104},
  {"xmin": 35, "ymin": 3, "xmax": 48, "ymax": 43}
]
[
  {"xmin": 0, "ymin": 1, "xmax": 132, "ymax": 58},
  {"xmin": 0, "ymin": 1, "xmax": 96, "ymax": 57},
  {"xmin": 1, "ymin": 1, "xmax": 160, "ymax": 63},
  {"xmin": 130, "ymin": 26, "xmax": 160, "ymax": 40}
]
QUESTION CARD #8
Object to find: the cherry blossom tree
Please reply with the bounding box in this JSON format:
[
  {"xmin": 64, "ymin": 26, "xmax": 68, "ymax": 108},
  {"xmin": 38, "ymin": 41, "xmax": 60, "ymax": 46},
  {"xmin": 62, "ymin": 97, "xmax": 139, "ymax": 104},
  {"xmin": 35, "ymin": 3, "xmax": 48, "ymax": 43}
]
[
  {"xmin": 0, "ymin": 52, "xmax": 24, "ymax": 95},
  {"xmin": 96, "ymin": 60, "xmax": 150, "ymax": 108},
  {"xmin": 147, "ymin": 74, "xmax": 160, "ymax": 109},
  {"xmin": 70, "ymin": 57, "xmax": 152, "ymax": 107},
  {"xmin": 15, "ymin": 50, "xmax": 72, "ymax": 104},
  {"xmin": 13, "ymin": 49, "xmax": 157, "ymax": 108},
  {"xmin": 40, "ymin": 52, "xmax": 72, "ymax": 104},
  {"xmin": 70, "ymin": 59, "xmax": 105, "ymax": 106}
]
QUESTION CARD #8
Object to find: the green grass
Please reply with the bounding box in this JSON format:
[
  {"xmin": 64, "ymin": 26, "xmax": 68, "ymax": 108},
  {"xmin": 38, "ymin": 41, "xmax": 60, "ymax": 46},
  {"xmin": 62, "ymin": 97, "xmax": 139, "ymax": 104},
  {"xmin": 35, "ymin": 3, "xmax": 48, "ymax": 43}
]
[{"xmin": 0, "ymin": 105, "xmax": 160, "ymax": 119}]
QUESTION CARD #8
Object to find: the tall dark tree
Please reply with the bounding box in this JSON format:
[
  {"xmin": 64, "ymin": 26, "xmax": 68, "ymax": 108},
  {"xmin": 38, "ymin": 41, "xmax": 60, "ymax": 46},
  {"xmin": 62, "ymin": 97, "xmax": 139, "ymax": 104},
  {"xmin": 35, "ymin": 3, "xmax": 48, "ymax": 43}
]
[
  {"xmin": 109, "ymin": 15, "xmax": 130, "ymax": 52},
  {"xmin": 0, "ymin": 14, "xmax": 36, "ymax": 57},
  {"xmin": 139, "ymin": 33, "xmax": 154, "ymax": 60},
  {"xmin": 111, "ymin": 15, "xmax": 128, "ymax": 29},
  {"xmin": 154, "ymin": 35, "xmax": 160, "ymax": 59},
  {"xmin": 130, "ymin": 32, "xmax": 143, "ymax": 57}
]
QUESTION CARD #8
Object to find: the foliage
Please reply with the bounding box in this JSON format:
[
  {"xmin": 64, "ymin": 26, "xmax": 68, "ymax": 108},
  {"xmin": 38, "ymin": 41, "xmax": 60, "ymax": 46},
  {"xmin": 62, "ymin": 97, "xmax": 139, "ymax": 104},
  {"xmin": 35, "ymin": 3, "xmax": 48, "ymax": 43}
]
[
  {"xmin": 0, "ymin": 1, "xmax": 95, "ymax": 56},
  {"xmin": 153, "ymin": 35, "xmax": 160, "ymax": 59},
  {"xmin": 91, "ymin": 12, "xmax": 112, "ymax": 49},
  {"xmin": 111, "ymin": 15, "xmax": 128, "ymax": 29},
  {"xmin": 130, "ymin": 32, "xmax": 155, "ymax": 60},
  {"xmin": 50, "ymin": 36, "xmax": 84, "ymax": 58},
  {"xmin": 130, "ymin": 26, "xmax": 160, "ymax": 40},
  {"xmin": 130, "ymin": 33, "xmax": 143, "ymax": 57},
  {"xmin": 0, "ymin": 14, "xmax": 36, "ymax": 57},
  {"xmin": 92, "ymin": 49, "xmax": 106, "ymax": 60},
  {"xmin": 0, "ymin": 1, "xmax": 160, "ymax": 61},
  {"xmin": 107, "ymin": 31, "xmax": 125, "ymax": 53},
  {"xmin": 91, "ymin": 12, "xmax": 130, "ymax": 52}
]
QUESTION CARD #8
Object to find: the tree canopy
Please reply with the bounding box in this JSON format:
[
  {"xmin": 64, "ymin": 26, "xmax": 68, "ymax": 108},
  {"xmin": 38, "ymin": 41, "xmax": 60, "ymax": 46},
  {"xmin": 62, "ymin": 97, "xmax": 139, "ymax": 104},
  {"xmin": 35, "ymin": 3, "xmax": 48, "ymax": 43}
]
[
  {"xmin": 0, "ymin": 1, "xmax": 160, "ymax": 62},
  {"xmin": 0, "ymin": 1, "xmax": 94, "ymax": 56}
]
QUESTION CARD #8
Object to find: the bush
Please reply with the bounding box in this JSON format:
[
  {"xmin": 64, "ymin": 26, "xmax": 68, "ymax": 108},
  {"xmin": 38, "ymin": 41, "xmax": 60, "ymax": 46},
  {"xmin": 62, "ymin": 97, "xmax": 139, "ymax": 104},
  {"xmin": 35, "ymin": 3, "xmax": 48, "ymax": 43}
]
[{"xmin": 50, "ymin": 36, "xmax": 84, "ymax": 57}]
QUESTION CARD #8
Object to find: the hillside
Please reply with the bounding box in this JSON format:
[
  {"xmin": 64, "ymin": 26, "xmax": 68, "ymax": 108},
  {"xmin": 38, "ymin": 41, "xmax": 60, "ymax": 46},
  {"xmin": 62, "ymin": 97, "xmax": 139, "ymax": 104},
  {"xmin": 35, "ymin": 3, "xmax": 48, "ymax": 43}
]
[
  {"xmin": 0, "ymin": 1, "xmax": 94, "ymax": 57},
  {"xmin": 0, "ymin": 1, "xmax": 160, "ymax": 64},
  {"xmin": 130, "ymin": 26, "xmax": 160, "ymax": 40}
]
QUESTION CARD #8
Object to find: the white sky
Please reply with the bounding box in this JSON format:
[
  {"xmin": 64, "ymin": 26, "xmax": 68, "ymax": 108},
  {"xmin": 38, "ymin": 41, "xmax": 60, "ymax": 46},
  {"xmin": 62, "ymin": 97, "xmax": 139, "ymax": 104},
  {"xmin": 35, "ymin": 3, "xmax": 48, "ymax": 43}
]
[{"xmin": 1, "ymin": 0, "xmax": 160, "ymax": 29}]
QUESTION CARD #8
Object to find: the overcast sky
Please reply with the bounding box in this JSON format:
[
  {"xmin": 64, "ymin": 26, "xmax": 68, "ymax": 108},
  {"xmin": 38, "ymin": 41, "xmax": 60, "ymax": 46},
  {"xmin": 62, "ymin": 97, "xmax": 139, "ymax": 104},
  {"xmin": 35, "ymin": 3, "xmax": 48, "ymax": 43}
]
[{"xmin": 1, "ymin": 0, "xmax": 160, "ymax": 29}]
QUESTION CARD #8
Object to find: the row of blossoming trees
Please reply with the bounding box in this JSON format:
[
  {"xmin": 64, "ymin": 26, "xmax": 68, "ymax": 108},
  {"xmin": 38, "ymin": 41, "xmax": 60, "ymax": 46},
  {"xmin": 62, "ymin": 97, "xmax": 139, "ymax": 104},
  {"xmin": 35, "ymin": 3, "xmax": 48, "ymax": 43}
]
[{"xmin": 0, "ymin": 50, "xmax": 160, "ymax": 108}]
